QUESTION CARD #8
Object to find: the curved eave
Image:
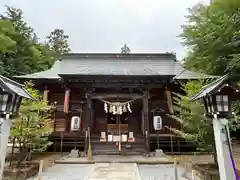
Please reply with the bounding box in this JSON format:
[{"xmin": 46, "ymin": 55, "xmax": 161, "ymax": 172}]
[
  {"xmin": 14, "ymin": 72, "xmax": 60, "ymax": 80},
  {"xmin": 0, "ymin": 76, "xmax": 36, "ymax": 100}
]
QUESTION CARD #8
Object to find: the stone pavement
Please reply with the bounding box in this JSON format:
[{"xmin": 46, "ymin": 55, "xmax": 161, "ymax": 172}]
[
  {"xmin": 138, "ymin": 164, "xmax": 189, "ymax": 180},
  {"xmin": 86, "ymin": 163, "xmax": 141, "ymax": 180},
  {"xmin": 27, "ymin": 163, "xmax": 189, "ymax": 180},
  {"xmin": 27, "ymin": 155, "xmax": 190, "ymax": 180},
  {"xmin": 27, "ymin": 164, "xmax": 93, "ymax": 180}
]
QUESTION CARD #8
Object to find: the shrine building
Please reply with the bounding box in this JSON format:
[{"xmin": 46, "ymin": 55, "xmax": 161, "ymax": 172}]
[{"xmin": 16, "ymin": 53, "xmax": 212, "ymax": 155}]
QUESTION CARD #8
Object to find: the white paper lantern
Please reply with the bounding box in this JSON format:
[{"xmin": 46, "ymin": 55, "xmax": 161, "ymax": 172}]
[
  {"xmin": 153, "ymin": 116, "xmax": 162, "ymax": 131},
  {"xmin": 71, "ymin": 116, "xmax": 81, "ymax": 131}
]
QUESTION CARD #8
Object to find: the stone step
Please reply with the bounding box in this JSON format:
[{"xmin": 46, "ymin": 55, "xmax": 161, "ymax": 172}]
[
  {"xmin": 91, "ymin": 143, "xmax": 145, "ymax": 155},
  {"xmin": 93, "ymin": 150, "xmax": 143, "ymax": 155},
  {"xmin": 92, "ymin": 144, "xmax": 145, "ymax": 150}
]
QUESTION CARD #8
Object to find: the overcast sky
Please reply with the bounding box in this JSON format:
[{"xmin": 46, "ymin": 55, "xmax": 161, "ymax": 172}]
[{"xmin": 0, "ymin": 0, "xmax": 209, "ymax": 60}]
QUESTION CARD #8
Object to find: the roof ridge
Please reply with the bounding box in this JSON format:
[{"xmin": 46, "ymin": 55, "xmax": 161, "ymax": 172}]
[{"xmin": 61, "ymin": 53, "xmax": 177, "ymax": 60}]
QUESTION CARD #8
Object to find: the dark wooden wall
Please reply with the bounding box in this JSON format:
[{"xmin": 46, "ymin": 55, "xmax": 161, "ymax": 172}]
[{"xmin": 46, "ymin": 84, "xmax": 179, "ymax": 137}]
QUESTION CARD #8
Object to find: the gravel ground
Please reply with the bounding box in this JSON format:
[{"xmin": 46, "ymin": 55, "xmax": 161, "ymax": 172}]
[{"xmin": 138, "ymin": 164, "xmax": 189, "ymax": 180}]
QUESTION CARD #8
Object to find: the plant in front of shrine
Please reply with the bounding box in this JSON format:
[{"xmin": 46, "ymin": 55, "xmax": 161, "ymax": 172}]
[
  {"xmin": 10, "ymin": 81, "xmax": 53, "ymax": 166},
  {"xmin": 168, "ymin": 80, "xmax": 240, "ymax": 165},
  {"xmin": 169, "ymin": 80, "xmax": 215, "ymax": 152}
]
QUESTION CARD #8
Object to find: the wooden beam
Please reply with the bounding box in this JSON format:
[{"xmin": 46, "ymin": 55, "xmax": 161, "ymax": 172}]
[
  {"xmin": 84, "ymin": 89, "xmax": 92, "ymax": 153},
  {"xmin": 64, "ymin": 82, "xmax": 164, "ymax": 89},
  {"xmin": 85, "ymin": 90, "xmax": 92, "ymax": 129},
  {"xmin": 87, "ymin": 93, "xmax": 143, "ymax": 100}
]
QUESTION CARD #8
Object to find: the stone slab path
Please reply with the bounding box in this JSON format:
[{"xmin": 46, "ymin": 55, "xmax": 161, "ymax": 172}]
[
  {"xmin": 27, "ymin": 164, "xmax": 93, "ymax": 180},
  {"xmin": 27, "ymin": 163, "xmax": 189, "ymax": 180},
  {"xmin": 86, "ymin": 163, "xmax": 141, "ymax": 180}
]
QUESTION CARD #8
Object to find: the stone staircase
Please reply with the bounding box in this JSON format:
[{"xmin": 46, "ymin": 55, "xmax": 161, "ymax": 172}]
[{"xmin": 91, "ymin": 135, "xmax": 145, "ymax": 155}]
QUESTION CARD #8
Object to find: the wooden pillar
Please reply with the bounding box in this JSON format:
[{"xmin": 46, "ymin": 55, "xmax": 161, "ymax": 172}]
[
  {"xmin": 86, "ymin": 95, "xmax": 92, "ymax": 129},
  {"xmin": 85, "ymin": 89, "xmax": 93, "ymax": 129},
  {"xmin": 143, "ymin": 89, "xmax": 150, "ymax": 154},
  {"xmin": 177, "ymin": 139, "xmax": 181, "ymax": 152},
  {"xmin": 84, "ymin": 90, "xmax": 92, "ymax": 153}
]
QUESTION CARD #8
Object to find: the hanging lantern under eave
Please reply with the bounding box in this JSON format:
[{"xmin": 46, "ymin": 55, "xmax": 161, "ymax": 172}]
[
  {"xmin": 153, "ymin": 116, "xmax": 163, "ymax": 131},
  {"xmin": 71, "ymin": 116, "xmax": 81, "ymax": 131}
]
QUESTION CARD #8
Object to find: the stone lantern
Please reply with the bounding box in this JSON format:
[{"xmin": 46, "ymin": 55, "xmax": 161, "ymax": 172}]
[
  {"xmin": 0, "ymin": 89, "xmax": 22, "ymax": 117},
  {"xmin": 191, "ymin": 74, "xmax": 239, "ymax": 180},
  {"xmin": 0, "ymin": 75, "xmax": 34, "ymax": 179},
  {"xmin": 194, "ymin": 75, "xmax": 236, "ymax": 118}
]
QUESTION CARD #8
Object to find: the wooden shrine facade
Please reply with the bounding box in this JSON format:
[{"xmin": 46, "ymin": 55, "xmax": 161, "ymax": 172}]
[{"xmin": 16, "ymin": 53, "xmax": 211, "ymax": 154}]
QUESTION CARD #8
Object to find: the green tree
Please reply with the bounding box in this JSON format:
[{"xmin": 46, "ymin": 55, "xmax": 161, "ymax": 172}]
[
  {"xmin": 121, "ymin": 44, "xmax": 131, "ymax": 54},
  {"xmin": 169, "ymin": 80, "xmax": 214, "ymax": 152},
  {"xmin": 0, "ymin": 6, "xmax": 54, "ymax": 77},
  {"xmin": 169, "ymin": 80, "xmax": 240, "ymax": 164},
  {"xmin": 0, "ymin": 19, "xmax": 17, "ymax": 75},
  {"xmin": 46, "ymin": 28, "xmax": 71, "ymax": 57},
  {"xmin": 11, "ymin": 81, "xmax": 53, "ymax": 164},
  {"xmin": 0, "ymin": 19, "xmax": 16, "ymax": 52},
  {"xmin": 180, "ymin": 0, "xmax": 240, "ymax": 76}
]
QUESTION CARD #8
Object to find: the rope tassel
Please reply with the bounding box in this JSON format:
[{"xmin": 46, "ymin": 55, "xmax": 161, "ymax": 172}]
[
  {"xmin": 64, "ymin": 89, "xmax": 70, "ymax": 113},
  {"xmin": 165, "ymin": 89, "xmax": 174, "ymax": 114}
]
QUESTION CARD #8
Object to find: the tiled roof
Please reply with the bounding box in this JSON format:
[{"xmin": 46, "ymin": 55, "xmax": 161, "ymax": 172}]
[
  {"xmin": 16, "ymin": 60, "xmax": 61, "ymax": 79},
  {"xmin": 0, "ymin": 75, "xmax": 35, "ymax": 100},
  {"xmin": 173, "ymin": 69, "xmax": 217, "ymax": 80},
  {"xmin": 15, "ymin": 53, "xmax": 213, "ymax": 80}
]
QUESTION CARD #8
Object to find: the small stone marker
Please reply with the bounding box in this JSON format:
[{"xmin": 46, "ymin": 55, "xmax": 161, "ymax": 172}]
[
  {"xmin": 155, "ymin": 149, "xmax": 165, "ymax": 157},
  {"xmin": 69, "ymin": 149, "xmax": 79, "ymax": 158}
]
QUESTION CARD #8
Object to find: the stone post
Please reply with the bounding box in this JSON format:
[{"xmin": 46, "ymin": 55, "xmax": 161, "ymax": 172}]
[
  {"xmin": 0, "ymin": 116, "xmax": 11, "ymax": 180},
  {"xmin": 213, "ymin": 117, "xmax": 236, "ymax": 180}
]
